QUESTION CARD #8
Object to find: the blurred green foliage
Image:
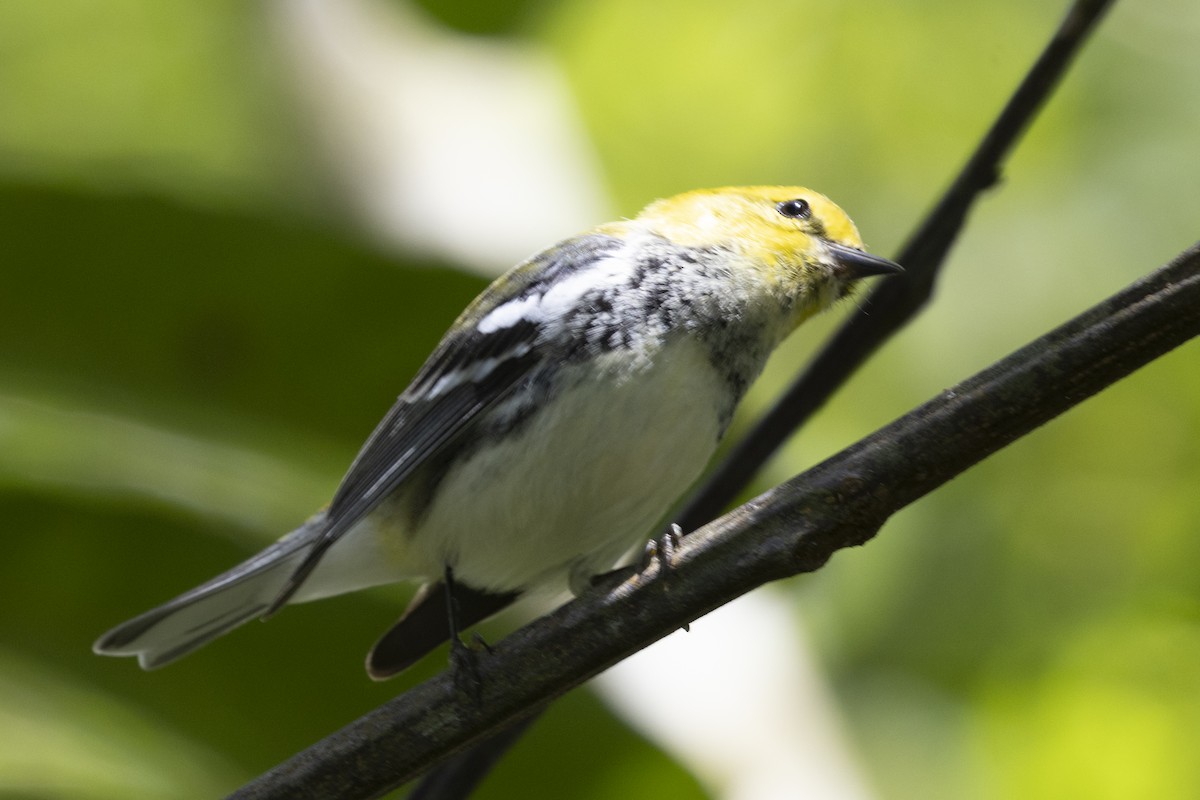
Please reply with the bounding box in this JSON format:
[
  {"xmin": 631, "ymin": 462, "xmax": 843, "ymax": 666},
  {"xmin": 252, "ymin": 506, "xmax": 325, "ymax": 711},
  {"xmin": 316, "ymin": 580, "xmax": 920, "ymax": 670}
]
[
  {"xmin": 0, "ymin": 0, "xmax": 323, "ymax": 212},
  {"xmin": 2, "ymin": 0, "xmax": 1198, "ymax": 798},
  {"xmin": 408, "ymin": 0, "xmax": 550, "ymax": 35}
]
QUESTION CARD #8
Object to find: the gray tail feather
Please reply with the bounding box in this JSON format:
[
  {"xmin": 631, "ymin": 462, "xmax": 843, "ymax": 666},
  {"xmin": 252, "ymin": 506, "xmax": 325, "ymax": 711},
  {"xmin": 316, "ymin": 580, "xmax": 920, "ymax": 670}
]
[{"xmin": 93, "ymin": 523, "xmax": 319, "ymax": 670}]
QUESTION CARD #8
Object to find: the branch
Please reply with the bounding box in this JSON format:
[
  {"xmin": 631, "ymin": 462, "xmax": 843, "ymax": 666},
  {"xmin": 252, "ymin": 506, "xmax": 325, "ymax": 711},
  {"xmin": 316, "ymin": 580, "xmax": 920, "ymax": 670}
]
[{"xmin": 229, "ymin": 241, "xmax": 1200, "ymax": 800}]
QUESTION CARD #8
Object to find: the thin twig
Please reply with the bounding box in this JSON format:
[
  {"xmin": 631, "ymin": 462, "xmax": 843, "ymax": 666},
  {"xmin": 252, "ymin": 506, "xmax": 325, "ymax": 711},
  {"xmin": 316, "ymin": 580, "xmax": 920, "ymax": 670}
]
[{"xmin": 229, "ymin": 242, "xmax": 1200, "ymax": 800}]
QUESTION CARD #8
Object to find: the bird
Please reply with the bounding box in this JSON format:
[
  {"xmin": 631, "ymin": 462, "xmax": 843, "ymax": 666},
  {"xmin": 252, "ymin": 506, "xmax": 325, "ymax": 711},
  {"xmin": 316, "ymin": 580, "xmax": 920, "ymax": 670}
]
[{"xmin": 94, "ymin": 185, "xmax": 902, "ymax": 679}]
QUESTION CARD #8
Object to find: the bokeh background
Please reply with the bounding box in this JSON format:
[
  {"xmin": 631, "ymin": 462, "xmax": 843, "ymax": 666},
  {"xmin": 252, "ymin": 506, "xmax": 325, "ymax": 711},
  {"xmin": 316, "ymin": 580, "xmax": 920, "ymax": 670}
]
[{"xmin": 2, "ymin": 1, "xmax": 1198, "ymax": 798}]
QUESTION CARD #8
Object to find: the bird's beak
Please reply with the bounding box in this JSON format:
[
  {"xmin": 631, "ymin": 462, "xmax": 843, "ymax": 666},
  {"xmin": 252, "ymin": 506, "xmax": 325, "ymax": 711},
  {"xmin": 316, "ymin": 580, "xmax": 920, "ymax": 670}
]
[{"xmin": 827, "ymin": 242, "xmax": 904, "ymax": 279}]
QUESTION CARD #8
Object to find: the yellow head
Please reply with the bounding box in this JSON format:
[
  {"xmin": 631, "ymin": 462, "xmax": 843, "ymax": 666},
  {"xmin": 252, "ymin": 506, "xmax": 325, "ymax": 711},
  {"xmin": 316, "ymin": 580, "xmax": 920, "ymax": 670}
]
[
  {"xmin": 621, "ymin": 186, "xmax": 900, "ymax": 323},
  {"xmin": 638, "ymin": 186, "xmax": 864, "ymax": 252}
]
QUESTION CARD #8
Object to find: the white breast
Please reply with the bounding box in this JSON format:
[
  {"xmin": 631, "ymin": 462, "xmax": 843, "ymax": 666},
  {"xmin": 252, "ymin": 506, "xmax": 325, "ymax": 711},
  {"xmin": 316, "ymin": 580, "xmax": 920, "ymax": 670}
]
[{"xmin": 395, "ymin": 335, "xmax": 727, "ymax": 594}]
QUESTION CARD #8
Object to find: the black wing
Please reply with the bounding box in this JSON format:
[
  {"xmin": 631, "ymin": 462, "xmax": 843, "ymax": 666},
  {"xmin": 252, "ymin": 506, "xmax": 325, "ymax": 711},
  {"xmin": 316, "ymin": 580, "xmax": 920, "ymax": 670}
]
[
  {"xmin": 265, "ymin": 316, "xmax": 542, "ymax": 614},
  {"xmin": 265, "ymin": 233, "xmax": 626, "ymax": 614}
]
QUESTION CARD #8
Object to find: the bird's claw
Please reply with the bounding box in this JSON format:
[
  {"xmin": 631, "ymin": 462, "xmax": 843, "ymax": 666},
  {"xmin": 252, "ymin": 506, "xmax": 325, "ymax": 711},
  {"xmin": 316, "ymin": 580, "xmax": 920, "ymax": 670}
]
[
  {"xmin": 639, "ymin": 523, "xmax": 683, "ymax": 576},
  {"xmin": 639, "ymin": 524, "xmax": 690, "ymax": 632}
]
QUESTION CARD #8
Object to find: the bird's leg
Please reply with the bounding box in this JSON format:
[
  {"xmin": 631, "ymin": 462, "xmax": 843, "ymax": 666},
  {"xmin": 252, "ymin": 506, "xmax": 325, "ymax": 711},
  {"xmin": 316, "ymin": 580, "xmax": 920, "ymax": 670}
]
[{"xmin": 444, "ymin": 565, "xmax": 488, "ymax": 699}]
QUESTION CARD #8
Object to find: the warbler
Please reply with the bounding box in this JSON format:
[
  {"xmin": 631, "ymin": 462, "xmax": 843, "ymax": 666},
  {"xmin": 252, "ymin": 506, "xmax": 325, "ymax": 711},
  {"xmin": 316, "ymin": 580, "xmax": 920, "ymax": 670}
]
[{"xmin": 94, "ymin": 186, "xmax": 901, "ymax": 679}]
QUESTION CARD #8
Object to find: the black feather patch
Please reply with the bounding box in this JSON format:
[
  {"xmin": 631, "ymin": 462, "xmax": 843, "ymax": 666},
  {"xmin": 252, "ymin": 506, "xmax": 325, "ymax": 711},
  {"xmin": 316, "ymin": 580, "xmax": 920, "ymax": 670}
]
[{"xmin": 366, "ymin": 582, "xmax": 519, "ymax": 680}]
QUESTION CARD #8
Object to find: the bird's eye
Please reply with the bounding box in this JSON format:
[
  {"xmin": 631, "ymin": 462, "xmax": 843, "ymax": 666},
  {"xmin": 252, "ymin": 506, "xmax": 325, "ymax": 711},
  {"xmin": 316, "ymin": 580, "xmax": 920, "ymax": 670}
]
[{"xmin": 776, "ymin": 198, "xmax": 811, "ymax": 219}]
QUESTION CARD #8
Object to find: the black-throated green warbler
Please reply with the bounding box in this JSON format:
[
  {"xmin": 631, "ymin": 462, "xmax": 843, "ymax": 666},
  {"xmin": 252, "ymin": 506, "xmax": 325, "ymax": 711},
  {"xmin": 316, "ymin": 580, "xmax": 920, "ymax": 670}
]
[{"xmin": 95, "ymin": 186, "xmax": 901, "ymax": 678}]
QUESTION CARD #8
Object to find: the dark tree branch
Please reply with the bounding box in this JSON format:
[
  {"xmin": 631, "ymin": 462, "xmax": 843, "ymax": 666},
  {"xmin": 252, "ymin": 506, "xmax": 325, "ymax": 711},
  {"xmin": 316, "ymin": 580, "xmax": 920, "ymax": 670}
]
[
  {"xmin": 229, "ymin": 242, "xmax": 1200, "ymax": 800},
  {"xmin": 410, "ymin": 0, "xmax": 1117, "ymax": 795},
  {"xmin": 403, "ymin": 711, "xmax": 541, "ymax": 800}
]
